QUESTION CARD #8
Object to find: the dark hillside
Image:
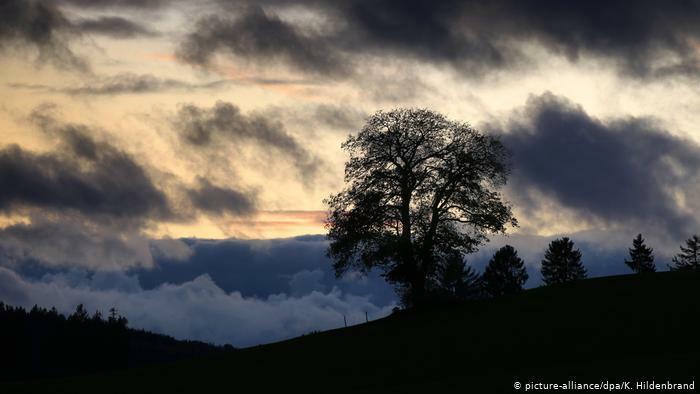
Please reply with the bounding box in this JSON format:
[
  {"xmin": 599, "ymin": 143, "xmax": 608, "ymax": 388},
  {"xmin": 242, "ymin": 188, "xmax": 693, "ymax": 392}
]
[
  {"xmin": 6, "ymin": 271, "xmax": 699, "ymax": 393},
  {"xmin": 0, "ymin": 304, "xmax": 228, "ymax": 382}
]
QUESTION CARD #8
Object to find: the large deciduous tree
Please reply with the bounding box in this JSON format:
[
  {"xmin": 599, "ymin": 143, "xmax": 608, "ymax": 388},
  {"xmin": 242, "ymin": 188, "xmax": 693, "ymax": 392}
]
[{"xmin": 325, "ymin": 108, "xmax": 515, "ymax": 306}]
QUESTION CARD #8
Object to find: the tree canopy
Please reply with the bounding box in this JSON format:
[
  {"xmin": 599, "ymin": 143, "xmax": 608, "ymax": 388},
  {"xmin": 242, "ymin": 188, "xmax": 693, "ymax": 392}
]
[{"xmin": 325, "ymin": 108, "xmax": 515, "ymax": 305}]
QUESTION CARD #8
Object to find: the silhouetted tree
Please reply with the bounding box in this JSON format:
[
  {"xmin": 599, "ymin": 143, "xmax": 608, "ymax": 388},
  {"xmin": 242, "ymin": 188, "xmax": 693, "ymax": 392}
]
[
  {"xmin": 430, "ymin": 251, "xmax": 485, "ymax": 301},
  {"xmin": 108, "ymin": 307, "xmax": 128, "ymax": 328},
  {"xmin": 92, "ymin": 310, "xmax": 104, "ymax": 323},
  {"xmin": 540, "ymin": 237, "xmax": 587, "ymax": 285},
  {"xmin": 482, "ymin": 245, "xmax": 528, "ymax": 297},
  {"xmin": 670, "ymin": 235, "xmax": 700, "ymax": 271},
  {"xmin": 109, "ymin": 307, "xmax": 119, "ymax": 323},
  {"xmin": 325, "ymin": 108, "xmax": 516, "ymax": 306},
  {"xmin": 624, "ymin": 234, "xmax": 655, "ymax": 273},
  {"xmin": 68, "ymin": 304, "xmax": 89, "ymax": 323}
]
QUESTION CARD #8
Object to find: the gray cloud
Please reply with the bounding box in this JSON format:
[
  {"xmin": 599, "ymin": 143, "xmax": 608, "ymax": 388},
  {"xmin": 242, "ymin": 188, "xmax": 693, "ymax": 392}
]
[
  {"xmin": 0, "ymin": 107, "xmax": 268, "ymax": 270},
  {"xmin": 57, "ymin": 0, "xmax": 170, "ymax": 9},
  {"xmin": 0, "ymin": 109, "xmax": 201, "ymax": 269},
  {"xmin": 0, "ymin": 135, "xmax": 172, "ymax": 221},
  {"xmin": 495, "ymin": 92, "xmax": 700, "ymax": 238},
  {"xmin": 173, "ymin": 100, "xmax": 321, "ymax": 178},
  {"xmin": 133, "ymin": 236, "xmax": 396, "ymax": 305},
  {"xmin": 307, "ymin": 104, "xmax": 366, "ymax": 132},
  {"xmin": 0, "ymin": 120, "xmax": 181, "ymax": 269},
  {"xmin": 9, "ymin": 73, "xmax": 231, "ymax": 95},
  {"xmin": 0, "ymin": 0, "xmax": 87, "ymax": 70},
  {"xmin": 181, "ymin": 0, "xmax": 700, "ymax": 79},
  {"xmin": 4, "ymin": 234, "xmax": 396, "ymax": 305},
  {"xmin": 0, "ymin": 265, "xmax": 395, "ymax": 347},
  {"xmin": 288, "ymin": 269, "xmax": 326, "ymax": 296},
  {"xmin": 0, "ymin": 218, "xmax": 154, "ymax": 269},
  {"xmin": 176, "ymin": 6, "xmax": 349, "ymax": 77},
  {"xmin": 74, "ymin": 16, "xmax": 157, "ymax": 38},
  {"xmin": 187, "ymin": 177, "xmax": 257, "ymax": 216},
  {"xmin": 265, "ymin": 104, "xmax": 367, "ymax": 138}
]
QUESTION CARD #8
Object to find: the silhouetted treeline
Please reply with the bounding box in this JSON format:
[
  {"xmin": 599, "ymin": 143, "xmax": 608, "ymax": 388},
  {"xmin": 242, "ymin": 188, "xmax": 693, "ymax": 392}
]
[
  {"xmin": 0, "ymin": 302, "xmax": 233, "ymax": 382},
  {"xmin": 417, "ymin": 232, "xmax": 700, "ymax": 305}
]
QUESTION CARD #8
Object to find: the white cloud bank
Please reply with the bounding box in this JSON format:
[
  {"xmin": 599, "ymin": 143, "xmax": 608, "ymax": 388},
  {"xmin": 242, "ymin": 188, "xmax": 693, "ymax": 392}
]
[{"xmin": 0, "ymin": 266, "xmax": 395, "ymax": 347}]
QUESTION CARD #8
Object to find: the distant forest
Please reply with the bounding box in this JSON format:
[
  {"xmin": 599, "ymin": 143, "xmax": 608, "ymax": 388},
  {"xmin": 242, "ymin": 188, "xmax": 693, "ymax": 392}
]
[{"xmin": 0, "ymin": 302, "xmax": 232, "ymax": 382}]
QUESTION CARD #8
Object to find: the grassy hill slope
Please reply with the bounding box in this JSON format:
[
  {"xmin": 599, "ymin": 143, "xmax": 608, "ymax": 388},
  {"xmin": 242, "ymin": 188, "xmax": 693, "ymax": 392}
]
[{"xmin": 7, "ymin": 271, "xmax": 699, "ymax": 393}]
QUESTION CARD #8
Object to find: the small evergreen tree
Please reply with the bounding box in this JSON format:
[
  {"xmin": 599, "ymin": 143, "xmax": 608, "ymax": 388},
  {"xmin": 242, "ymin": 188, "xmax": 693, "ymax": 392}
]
[
  {"xmin": 482, "ymin": 245, "xmax": 528, "ymax": 297},
  {"xmin": 540, "ymin": 237, "xmax": 587, "ymax": 285},
  {"xmin": 624, "ymin": 234, "xmax": 656, "ymax": 273},
  {"xmin": 670, "ymin": 235, "xmax": 700, "ymax": 271},
  {"xmin": 431, "ymin": 252, "xmax": 485, "ymax": 301}
]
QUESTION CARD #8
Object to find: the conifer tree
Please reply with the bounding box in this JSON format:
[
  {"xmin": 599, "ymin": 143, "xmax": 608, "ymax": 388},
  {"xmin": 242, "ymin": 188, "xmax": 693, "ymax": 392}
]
[
  {"xmin": 482, "ymin": 245, "xmax": 528, "ymax": 297},
  {"xmin": 69, "ymin": 304, "xmax": 89, "ymax": 323},
  {"xmin": 670, "ymin": 235, "xmax": 700, "ymax": 271},
  {"xmin": 540, "ymin": 237, "xmax": 587, "ymax": 285},
  {"xmin": 624, "ymin": 234, "xmax": 656, "ymax": 273},
  {"xmin": 432, "ymin": 252, "xmax": 485, "ymax": 301}
]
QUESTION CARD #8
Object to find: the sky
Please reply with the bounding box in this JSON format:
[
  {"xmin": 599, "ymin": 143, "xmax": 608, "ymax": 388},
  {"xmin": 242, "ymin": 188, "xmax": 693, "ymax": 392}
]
[{"xmin": 1, "ymin": 0, "xmax": 700, "ymax": 346}]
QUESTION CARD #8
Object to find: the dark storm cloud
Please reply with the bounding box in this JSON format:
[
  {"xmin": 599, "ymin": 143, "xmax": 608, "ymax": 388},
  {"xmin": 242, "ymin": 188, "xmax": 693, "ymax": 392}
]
[
  {"xmin": 57, "ymin": 0, "xmax": 170, "ymax": 9},
  {"xmin": 334, "ymin": 0, "xmax": 700, "ymax": 77},
  {"xmin": 9, "ymin": 73, "xmax": 231, "ymax": 95},
  {"xmin": 182, "ymin": 0, "xmax": 700, "ymax": 79},
  {"xmin": 187, "ymin": 178, "xmax": 257, "ymax": 216},
  {"xmin": 176, "ymin": 6, "xmax": 348, "ymax": 76},
  {"xmin": 74, "ymin": 16, "xmax": 157, "ymax": 38},
  {"xmin": 0, "ymin": 111, "xmax": 212, "ymax": 269},
  {"xmin": 0, "ymin": 0, "xmax": 87, "ymax": 70},
  {"xmin": 495, "ymin": 92, "xmax": 700, "ymax": 237},
  {"xmin": 0, "ymin": 134, "xmax": 172, "ymax": 220},
  {"xmin": 173, "ymin": 101, "xmax": 321, "ymax": 177}
]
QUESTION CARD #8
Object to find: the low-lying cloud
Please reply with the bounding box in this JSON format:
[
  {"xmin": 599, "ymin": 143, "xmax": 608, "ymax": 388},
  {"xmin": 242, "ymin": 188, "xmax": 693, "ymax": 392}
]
[{"xmin": 0, "ymin": 265, "xmax": 395, "ymax": 347}]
